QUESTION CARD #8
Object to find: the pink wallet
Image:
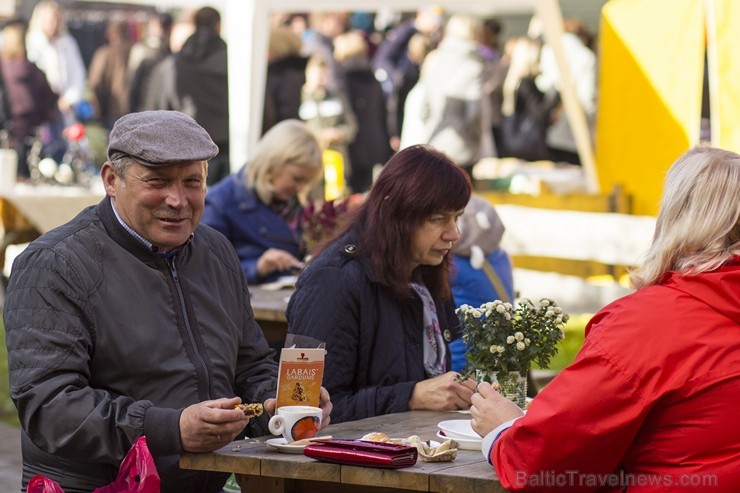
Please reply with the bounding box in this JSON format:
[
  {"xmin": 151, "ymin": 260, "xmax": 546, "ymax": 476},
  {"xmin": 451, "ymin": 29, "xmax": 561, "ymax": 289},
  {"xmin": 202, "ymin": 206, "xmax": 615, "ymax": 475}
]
[{"xmin": 303, "ymin": 439, "xmax": 418, "ymax": 469}]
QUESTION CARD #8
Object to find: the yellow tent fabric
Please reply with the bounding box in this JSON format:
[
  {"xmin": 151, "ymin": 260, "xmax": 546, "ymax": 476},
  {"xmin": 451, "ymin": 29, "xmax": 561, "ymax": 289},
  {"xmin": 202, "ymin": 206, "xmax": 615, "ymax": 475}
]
[
  {"xmin": 708, "ymin": 0, "xmax": 740, "ymax": 151},
  {"xmin": 596, "ymin": 0, "xmax": 704, "ymax": 215}
]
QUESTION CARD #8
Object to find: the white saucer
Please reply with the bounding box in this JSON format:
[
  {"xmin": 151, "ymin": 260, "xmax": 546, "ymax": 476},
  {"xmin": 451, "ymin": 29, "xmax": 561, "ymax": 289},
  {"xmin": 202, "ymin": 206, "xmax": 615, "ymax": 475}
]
[
  {"xmin": 436, "ymin": 431, "xmax": 482, "ymax": 451},
  {"xmin": 264, "ymin": 437, "xmax": 306, "ymax": 454},
  {"xmin": 437, "ymin": 419, "xmax": 481, "ymax": 440}
]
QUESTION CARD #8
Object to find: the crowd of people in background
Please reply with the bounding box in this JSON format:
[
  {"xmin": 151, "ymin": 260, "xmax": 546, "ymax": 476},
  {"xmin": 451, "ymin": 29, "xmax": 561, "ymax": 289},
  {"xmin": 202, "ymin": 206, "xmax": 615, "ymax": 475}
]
[{"xmin": 0, "ymin": 2, "xmax": 598, "ymax": 191}]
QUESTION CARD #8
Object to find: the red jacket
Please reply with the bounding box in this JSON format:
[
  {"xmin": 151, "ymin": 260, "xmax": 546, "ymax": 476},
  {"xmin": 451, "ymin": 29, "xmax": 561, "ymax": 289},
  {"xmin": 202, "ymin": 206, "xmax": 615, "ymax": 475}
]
[{"xmin": 491, "ymin": 258, "xmax": 740, "ymax": 492}]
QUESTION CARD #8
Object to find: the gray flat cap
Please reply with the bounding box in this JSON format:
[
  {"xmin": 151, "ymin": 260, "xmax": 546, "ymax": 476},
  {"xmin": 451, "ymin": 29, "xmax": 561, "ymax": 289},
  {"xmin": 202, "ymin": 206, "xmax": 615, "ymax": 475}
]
[{"xmin": 107, "ymin": 110, "xmax": 219, "ymax": 166}]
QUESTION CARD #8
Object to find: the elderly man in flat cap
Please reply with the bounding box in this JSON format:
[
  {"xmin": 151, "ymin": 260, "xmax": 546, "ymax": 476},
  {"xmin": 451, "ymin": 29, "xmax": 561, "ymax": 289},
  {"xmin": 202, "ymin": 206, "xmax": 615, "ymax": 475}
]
[{"xmin": 3, "ymin": 111, "xmax": 331, "ymax": 493}]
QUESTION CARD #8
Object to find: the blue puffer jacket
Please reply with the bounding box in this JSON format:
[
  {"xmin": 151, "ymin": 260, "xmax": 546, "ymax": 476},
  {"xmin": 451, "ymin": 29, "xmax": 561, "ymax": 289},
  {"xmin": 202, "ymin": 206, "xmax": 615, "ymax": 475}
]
[
  {"xmin": 286, "ymin": 233, "xmax": 461, "ymax": 424},
  {"xmin": 202, "ymin": 170, "xmax": 304, "ymax": 284},
  {"xmin": 449, "ymin": 248, "xmax": 515, "ymax": 373}
]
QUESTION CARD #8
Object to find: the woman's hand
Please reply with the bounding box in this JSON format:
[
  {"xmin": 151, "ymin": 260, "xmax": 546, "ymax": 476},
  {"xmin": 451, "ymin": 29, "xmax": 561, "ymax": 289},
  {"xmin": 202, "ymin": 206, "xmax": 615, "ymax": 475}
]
[
  {"xmin": 317, "ymin": 386, "xmax": 332, "ymax": 429},
  {"xmin": 256, "ymin": 248, "xmax": 303, "ymax": 278},
  {"xmin": 408, "ymin": 371, "xmax": 477, "ymax": 411},
  {"xmin": 470, "ymin": 381, "xmax": 525, "ymax": 437}
]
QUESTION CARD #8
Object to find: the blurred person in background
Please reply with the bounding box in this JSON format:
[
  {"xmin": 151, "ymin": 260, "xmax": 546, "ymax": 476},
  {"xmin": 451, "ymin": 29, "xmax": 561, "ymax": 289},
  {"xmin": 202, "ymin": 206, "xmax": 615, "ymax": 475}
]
[
  {"xmin": 396, "ymin": 32, "xmax": 435, "ymax": 150},
  {"xmin": 300, "ymin": 12, "xmax": 350, "ymax": 95},
  {"xmin": 415, "ymin": 14, "xmax": 488, "ymax": 179},
  {"xmin": 372, "ymin": 6, "xmax": 444, "ymax": 101},
  {"xmin": 535, "ymin": 17, "xmax": 596, "ymax": 165},
  {"xmin": 26, "ymin": 0, "xmax": 86, "ymax": 161},
  {"xmin": 202, "ymin": 119, "xmax": 324, "ymax": 285},
  {"xmin": 263, "ymin": 25, "xmax": 308, "ymax": 135},
  {"xmin": 333, "ymin": 30, "xmax": 392, "ymax": 193},
  {"xmin": 128, "ymin": 12, "xmax": 173, "ymax": 113},
  {"xmin": 87, "ymin": 19, "xmax": 133, "ymax": 130},
  {"xmin": 171, "ymin": 6, "xmax": 229, "ymax": 186},
  {"xmin": 498, "ymin": 35, "xmax": 558, "ymax": 162},
  {"xmin": 0, "ymin": 19, "xmax": 59, "ymax": 181},
  {"xmin": 299, "ymin": 53, "xmax": 357, "ymax": 195}
]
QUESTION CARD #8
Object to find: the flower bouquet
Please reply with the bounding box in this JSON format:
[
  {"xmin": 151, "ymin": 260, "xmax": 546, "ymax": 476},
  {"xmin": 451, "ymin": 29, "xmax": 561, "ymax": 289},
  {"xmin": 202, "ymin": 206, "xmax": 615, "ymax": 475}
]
[{"xmin": 456, "ymin": 298, "xmax": 569, "ymax": 407}]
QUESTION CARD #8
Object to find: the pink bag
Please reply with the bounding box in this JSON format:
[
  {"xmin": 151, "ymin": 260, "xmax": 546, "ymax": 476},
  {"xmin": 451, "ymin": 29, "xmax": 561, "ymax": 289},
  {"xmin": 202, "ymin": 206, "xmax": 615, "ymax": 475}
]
[
  {"xmin": 28, "ymin": 436, "xmax": 160, "ymax": 493},
  {"xmin": 27, "ymin": 476, "xmax": 65, "ymax": 493}
]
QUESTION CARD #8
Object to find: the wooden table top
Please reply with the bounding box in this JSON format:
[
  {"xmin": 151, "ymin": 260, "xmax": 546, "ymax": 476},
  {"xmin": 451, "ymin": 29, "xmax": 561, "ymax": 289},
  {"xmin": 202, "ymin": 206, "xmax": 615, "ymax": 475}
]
[
  {"xmin": 248, "ymin": 286, "xmax": 293, "ymax": 323},
  {"xmin": 180, "ymin": 410, "xmax": 506, "ymax": 493}
]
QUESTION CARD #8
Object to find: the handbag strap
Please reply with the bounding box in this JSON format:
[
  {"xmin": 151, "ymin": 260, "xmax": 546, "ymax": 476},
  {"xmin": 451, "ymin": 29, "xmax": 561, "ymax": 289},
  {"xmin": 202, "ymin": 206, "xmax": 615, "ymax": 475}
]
[{"xmin": 481, "ymin": 260, "xmax": 511, "ymax": 303}]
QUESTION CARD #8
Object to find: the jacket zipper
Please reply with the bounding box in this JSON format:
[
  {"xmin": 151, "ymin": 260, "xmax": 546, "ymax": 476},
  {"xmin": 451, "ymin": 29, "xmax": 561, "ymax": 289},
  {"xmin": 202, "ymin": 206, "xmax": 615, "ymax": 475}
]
[{"xmin": 167, "ymin": 256, "xmax": 211, "ymax": 398}]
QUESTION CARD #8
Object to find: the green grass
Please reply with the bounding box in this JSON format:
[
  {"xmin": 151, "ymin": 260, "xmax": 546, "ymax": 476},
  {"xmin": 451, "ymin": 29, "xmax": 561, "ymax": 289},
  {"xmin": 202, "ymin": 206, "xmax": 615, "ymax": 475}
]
[
  {"xmin": 533, "ymin": 313, "xmax": 590, "ymax": 371},
  {"xmin": 0, "ymin": 319, "xmax": 20, "ymax": 426}
]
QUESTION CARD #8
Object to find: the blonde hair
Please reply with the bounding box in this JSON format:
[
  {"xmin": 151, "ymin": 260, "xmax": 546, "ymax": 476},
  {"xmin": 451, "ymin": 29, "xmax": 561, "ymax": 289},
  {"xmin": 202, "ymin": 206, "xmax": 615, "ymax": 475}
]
[
  {"xmin": 268, "ymin": 26, "xmax": 302, "ymax": 61},
  {"xmin": 29, "ymin": 1, "xmax": 68, "ymax": 37},
  {"xmin": 1, "ymin": 23, "xmax": 27, "ymax": 58},
  {"xmin": 333, "ymin": 30, "xmax": 367, "ymax": 63},
  {"xmin": 443, "ymin": 14, "xmax": 482, "ymax": 44},
  {"xmin": 246, "ymin": 119, "xmax": 323, "ymax": 204},
  {"xmin": 501, "ymin": 36, "xmax": 542, "ymax": 116},
  {"xmin": 630, "ymin": 144, "xmax": 740, "ymax": 288}
]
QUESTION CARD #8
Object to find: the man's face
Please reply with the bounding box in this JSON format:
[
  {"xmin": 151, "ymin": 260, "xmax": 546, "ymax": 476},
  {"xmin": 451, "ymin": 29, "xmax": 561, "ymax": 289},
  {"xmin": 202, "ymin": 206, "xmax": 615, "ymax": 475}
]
[{"xmin": 102, "ymin": 160, "xmax": 207, "ymax": 251}]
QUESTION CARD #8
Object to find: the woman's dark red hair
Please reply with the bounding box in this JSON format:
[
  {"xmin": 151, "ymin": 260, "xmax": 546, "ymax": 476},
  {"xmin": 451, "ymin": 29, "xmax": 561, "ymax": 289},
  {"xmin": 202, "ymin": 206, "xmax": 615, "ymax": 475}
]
[{"xmin": 344, "ymin": 145, "xmax": 472, "ymax": 300}]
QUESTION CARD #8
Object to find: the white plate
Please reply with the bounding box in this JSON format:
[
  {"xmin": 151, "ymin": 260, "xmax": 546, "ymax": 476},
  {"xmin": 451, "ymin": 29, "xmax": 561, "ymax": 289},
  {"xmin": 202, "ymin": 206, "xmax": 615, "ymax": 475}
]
[
  {"xmin": 437, "ymin": 419, "xmax": 481, "ymax": 440},
  {"xmin": 436, "ymin": 431, "xmax": 482, "ymax": 451},
  {"xmin": 264, "ymin": 437, "xmax": 307, "ymax": 454}
]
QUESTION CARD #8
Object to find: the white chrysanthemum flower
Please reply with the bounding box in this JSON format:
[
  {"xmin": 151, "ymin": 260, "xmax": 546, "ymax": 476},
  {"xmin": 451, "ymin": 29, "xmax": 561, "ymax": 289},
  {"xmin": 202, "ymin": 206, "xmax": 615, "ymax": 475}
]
[
  {"xmin": 497, "ymin": 346, "xmax": 506, "ymax": 354},
  {"xmin": 503, "ymin": 312, "xmax": 511, "ymax": 320},
  {"xmin": 541, "ymin": 299, "xmax": 550, "ymax": 306},
  {"xmin": 504, "ymin": 302, "xmax": 513, "ymax": 310},
  {"xmin": 525, "ymin": 338, "xmax": 531, "ymax": 346},
  {"xmin": 472, "ymin": 309, "xmax": 482, "ymax": 318},
  {"xmin": 489, "ymin": 345, "xmax": 497, "ymax": 353},
  {"xmin": 514, "ymin": 332, "xmax": 524, "ymax": 341},
  {"xmin": 506, "ymin": 335, "xmax": 515, "ymax": 344},
  {"xmin": 516, "ymin": 342, "xmax": 526, "ymax": 350},
  {"xmin": 496, "ymin": 304, "xmax": 506, "ymax": 313}
]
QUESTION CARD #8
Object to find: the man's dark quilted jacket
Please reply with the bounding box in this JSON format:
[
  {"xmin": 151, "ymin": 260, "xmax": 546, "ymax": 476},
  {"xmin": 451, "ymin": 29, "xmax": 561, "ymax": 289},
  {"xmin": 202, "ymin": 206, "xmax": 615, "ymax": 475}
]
[{"xmin": 3, "ymin": 197, "xmax": 277, "ymax": 493}]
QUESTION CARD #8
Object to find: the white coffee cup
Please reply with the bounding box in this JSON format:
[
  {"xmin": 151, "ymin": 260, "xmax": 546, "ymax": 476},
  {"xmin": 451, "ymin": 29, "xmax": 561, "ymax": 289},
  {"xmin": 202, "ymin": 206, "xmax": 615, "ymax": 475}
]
[{"xmin": 268, "ymin": 405, "xmax": 322, "ymax": 443}]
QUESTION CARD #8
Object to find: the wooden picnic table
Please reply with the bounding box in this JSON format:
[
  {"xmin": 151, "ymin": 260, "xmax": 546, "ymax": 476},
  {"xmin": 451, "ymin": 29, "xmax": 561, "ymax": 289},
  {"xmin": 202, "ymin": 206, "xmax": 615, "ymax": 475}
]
[
  {"xmin": 248, "ymin": 286, "xmax": 292, "ymax": 350},
  {"xmin": 180, "ymin": 410, "xmax": 506, "ymax": 493}
]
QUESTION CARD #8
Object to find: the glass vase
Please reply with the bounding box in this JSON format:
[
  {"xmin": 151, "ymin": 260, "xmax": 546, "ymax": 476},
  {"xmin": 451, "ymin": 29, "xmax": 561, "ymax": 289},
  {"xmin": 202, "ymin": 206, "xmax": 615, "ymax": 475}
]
[{"xmin": 476, "ymin": 369, "xmax": 528, "ymax": 408}]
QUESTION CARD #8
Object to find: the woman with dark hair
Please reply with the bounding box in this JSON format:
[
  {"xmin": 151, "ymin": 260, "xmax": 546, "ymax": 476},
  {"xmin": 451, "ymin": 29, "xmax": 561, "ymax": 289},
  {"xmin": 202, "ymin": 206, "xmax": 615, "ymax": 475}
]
[{"xmin": 286, "ymin": 145, "xmax": 477, "ymax": 423}]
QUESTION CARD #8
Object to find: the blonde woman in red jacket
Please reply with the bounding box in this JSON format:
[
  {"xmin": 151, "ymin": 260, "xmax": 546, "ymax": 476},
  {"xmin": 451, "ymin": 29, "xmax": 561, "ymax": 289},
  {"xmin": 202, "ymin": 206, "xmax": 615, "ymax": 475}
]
[{"xmin": 471, "ymin": 144, "xmax": 740, "ymax": 492}]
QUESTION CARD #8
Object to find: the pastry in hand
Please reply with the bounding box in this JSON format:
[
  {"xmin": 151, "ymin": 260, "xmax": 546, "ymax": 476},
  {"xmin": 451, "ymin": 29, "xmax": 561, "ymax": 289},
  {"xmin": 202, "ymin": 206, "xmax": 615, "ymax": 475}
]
[{"xmin": 234, "ymin": 403, "xmax": 264, "ymax": 417}]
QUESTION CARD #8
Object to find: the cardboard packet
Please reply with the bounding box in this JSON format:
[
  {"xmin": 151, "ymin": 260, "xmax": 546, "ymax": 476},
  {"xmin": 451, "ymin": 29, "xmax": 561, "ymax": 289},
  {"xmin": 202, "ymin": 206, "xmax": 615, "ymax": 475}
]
[{"xmin": 275, "ymin": 347, "xmax": 325, "ymax": 408}]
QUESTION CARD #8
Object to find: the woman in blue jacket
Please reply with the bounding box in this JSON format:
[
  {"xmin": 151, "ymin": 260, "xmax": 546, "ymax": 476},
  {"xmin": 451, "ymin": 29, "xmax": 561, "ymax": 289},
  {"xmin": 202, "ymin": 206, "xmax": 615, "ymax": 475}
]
[
  {"xmin": 202, "ymin": 119, "xmax": 323, "ymax": 284},
  {"xmin": 287, "ymin": 145, "xmax": 478, "ymax": 423}
]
